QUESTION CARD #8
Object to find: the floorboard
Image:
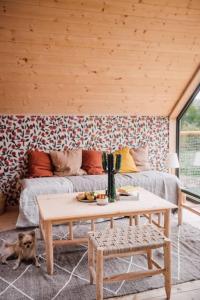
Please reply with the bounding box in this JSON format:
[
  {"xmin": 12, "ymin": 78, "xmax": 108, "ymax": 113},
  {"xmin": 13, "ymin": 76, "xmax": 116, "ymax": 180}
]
[
  {"xmin": 109, "ymin": 279, "xmax": 200, "ymax": 299},
  {"xmin": 0, "ymin": 206, "xmax": 18, "ymax": 232}
]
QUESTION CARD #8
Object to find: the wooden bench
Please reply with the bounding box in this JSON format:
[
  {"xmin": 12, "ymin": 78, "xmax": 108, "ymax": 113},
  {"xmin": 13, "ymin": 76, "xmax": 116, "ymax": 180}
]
[{"xmin": 88, "ymin": 224, "xmax": 171, "ymax": 300}]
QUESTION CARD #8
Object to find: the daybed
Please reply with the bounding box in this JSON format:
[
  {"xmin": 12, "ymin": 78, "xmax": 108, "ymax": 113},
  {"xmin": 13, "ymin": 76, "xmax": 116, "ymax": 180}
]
[{"xmin": 16, "ymin": 170, "xmax": 181, "ymax": 227}]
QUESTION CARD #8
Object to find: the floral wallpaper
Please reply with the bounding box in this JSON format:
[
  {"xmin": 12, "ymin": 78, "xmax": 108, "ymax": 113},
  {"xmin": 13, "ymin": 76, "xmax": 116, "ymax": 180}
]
[{"xmin": 0, "ymin": 115, "xmax": 169, "ymax": 205}]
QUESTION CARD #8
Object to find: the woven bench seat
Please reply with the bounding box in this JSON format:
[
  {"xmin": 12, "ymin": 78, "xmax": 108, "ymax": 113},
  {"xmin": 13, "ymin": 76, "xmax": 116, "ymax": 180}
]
[
  {"xmin": 88, "ymin": 224, "xmax": 166, "ymax": 255},
  {"xmin": 88, "ymin": 224, "xmax": 171, "ymax": 300}
]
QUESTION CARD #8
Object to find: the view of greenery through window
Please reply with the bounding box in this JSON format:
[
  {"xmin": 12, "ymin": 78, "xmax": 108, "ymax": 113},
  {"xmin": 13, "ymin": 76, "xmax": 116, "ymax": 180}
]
[{"xmin": 179, "ymin": 89, "xmax": 200, "ymax": 197}]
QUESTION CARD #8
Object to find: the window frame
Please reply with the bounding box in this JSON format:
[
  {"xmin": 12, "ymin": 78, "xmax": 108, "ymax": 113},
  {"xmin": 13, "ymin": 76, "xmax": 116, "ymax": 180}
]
[{"xmin": 176, "ymin": 84, "xmax": 200, "ymax": 198}]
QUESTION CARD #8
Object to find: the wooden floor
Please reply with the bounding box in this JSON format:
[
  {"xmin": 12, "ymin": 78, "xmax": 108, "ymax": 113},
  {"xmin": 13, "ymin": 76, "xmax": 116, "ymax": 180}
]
[
  {"xmin": 110, "ymin": 279, "xmax": 200, "ymax": 300},
  {"xmin": 0, "ymin": 207, "xmax": 200, "ymax": 299},
  {"xmin": 0, "ymin": 206, "xmax": 18, "ymax": 232}
]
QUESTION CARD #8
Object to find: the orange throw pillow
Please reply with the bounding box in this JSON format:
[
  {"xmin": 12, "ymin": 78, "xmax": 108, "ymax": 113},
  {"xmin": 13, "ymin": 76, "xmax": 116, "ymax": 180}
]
[
  {"xmin": 28, "ymin": 150, "xmax": 53, "ymax": 177},
  {"xmin": 82, "ymin": 150, "xmax": 103, "ymax": 175}
]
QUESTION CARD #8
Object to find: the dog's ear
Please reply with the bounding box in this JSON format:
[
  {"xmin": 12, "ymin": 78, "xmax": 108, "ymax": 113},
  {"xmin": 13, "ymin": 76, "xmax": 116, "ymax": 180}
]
[
  {"xmin": 30, "ymin": 230, "xmax": 35, "ymax": 237},
  {"xmin": 18, "ymin": 233, "xmax": 24, "ymax": 240}
]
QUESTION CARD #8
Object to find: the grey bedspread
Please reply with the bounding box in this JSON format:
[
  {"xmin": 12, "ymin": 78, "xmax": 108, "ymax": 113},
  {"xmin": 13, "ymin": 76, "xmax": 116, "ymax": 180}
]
[
  {"xmin": 16, "ymin": 171, "xmax": 181, "ymax": 228},
  {"xmin": 16, "ymin": 177, "xmax": 73, "ymax": 228},
  {"xmin": 67, "ymin": 171, "xmax": 180, "ymax": 205}
]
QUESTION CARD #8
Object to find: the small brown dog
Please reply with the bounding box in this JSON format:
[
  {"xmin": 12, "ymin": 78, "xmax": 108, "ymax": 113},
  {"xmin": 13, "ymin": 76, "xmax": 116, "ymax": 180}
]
[{"xmin": 0, "ymin": 230, "xmax": 40, "ymax": 270}]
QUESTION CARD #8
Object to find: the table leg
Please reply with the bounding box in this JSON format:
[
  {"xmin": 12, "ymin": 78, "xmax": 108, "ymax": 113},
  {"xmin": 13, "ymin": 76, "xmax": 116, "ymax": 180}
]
[
  {"xmin": 39, "ymin": 212, "xmax": 44, "ymax": 240},
  {"xmin": 148, "ymin": 214, "xmax": 152, "ymax": 224},
  {"xmin": 88, "ymin": 238, "xmax": 94, "ymax": 284},
  {"xmin": 135, "ymin": 214, "xmax": 140, "ymax": 225},
  {"xmin": 178, "ymin": 190, "xmax": 185, "ymax": 226},
  {"xmin": 91, "ymin": 220, "xmax": 96, "ymax": 231},
  {"xmin": 164, "ymin": 209, "xmax": 171, "ymax": 238},
  {"xmin": 44, "ymin": 221, "xmax": 54, "ymax": 275},
  {"xmin": 110, "ymin": 217, "xmax": 114, "ymax": 229}
]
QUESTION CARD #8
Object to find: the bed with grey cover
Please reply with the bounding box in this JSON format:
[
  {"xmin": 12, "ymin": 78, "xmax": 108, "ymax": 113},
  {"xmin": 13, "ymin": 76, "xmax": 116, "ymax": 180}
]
[{"xmin": 16, "ymin": 171, "xmax": 181, "ymax": 227}]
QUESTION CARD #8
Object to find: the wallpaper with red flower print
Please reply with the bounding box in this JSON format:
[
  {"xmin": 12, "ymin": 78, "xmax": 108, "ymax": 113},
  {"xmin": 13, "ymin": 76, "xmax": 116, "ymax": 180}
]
[{"xmin": 0, "ymin": 115, "xmax": 169, "ymax": 205}]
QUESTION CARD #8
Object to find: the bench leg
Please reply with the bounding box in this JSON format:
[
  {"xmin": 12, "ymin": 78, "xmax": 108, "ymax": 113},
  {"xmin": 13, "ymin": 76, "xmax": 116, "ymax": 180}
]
[
  {"xmin": 164, "ymin": 240, "xmax": 171, "ymax": 300},
  {"xmin": 158, "ymin": 212, "xmax": 162, "ymax": 226},
  {"xmin": 96, "ymin": 249, "xmax": 104, "ymax": 300},
  {"xmin": 68, "ymin": 222, "xmax": 73, "ymax": 240},
  {"xmin": 147, "ymin": 249, "xmax": 153, "ymax": 269}
]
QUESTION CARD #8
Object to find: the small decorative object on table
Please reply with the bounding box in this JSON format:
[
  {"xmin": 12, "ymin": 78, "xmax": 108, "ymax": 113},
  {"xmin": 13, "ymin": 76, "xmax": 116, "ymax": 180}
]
[
  {"xmin": 102, "ymin": 152, "xmax": 121, "ymax": 202},
  {"xmin": 96, "ymin": 194, "xmax": 108, "ymax": 206},
  {"xmin": 118, "ymin": 186, "xmax": 140, "ymax": 200}
]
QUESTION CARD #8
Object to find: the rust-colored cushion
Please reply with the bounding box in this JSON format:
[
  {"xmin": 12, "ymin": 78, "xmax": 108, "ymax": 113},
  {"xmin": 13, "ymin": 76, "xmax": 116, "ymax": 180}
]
[
  {"xmin": 129, "ymin": 145, "xmax": 151, "ymax": 171},
  {"xmin": 50, "ymin": 149, "xmax": 86, "ymax": 176},
  {"xmin": 82, "ymin": 150, "xmax": 103, "ymax": 175},
  {"xmin": 28, "ymin": 150, "xmax": 53, "ymax": 177}
]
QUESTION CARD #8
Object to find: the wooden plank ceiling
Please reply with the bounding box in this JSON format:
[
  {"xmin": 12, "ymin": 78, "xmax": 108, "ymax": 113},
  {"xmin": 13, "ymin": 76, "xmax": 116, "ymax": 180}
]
[{"xmin": 0, "ymin": 0, "xmax": 200, "ymax": 116}]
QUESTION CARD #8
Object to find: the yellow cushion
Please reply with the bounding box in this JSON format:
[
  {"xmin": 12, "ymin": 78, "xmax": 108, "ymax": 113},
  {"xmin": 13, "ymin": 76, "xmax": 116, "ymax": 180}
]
[{"xmin": 114, "ymin": 147, "xmax": 137, "ymax": 173}]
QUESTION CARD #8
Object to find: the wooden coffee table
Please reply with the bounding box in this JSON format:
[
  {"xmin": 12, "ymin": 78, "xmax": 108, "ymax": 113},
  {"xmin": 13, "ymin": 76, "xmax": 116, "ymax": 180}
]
[{"xmin": 37, "ymin": 188, "xmax": 176, "ymax": 275}]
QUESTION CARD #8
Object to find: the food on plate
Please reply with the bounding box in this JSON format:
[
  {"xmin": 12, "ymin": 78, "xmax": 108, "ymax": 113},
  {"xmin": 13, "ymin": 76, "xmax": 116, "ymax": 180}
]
[
  {"xmin": 85, "ymin": 192, "xmax": 95, "ymax": 201},
  {"xmin": 76, "ymin": 191, "xmax": 110, "ymax": 202},
  {"xmin": 76, "ymin": 192, "xmax": 96, "ymax": 202},
  {"xmin": 117, "ymin": 188, "xmax": 130, "ymax": 196},
  {"xmin": 76, "ymin": 192, "xmax": 86, "ymax": 201},
  {"xmin": 118, "ymin": 188, "xmax": 127, "ymax": 194},
  {"xmin": 96, "ymin": 193, "xmax": 107, "ymax": 199},
  {"xmin": 117, "ymin": 186, "xmax": 139, "ymax": 196}
]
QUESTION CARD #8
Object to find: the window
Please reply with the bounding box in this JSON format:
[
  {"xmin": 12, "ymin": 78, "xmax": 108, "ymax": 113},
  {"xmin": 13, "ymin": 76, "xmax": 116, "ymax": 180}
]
[{"xmin": 177, "ymin": 85, "xmax": 200, "ymax": 199}]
